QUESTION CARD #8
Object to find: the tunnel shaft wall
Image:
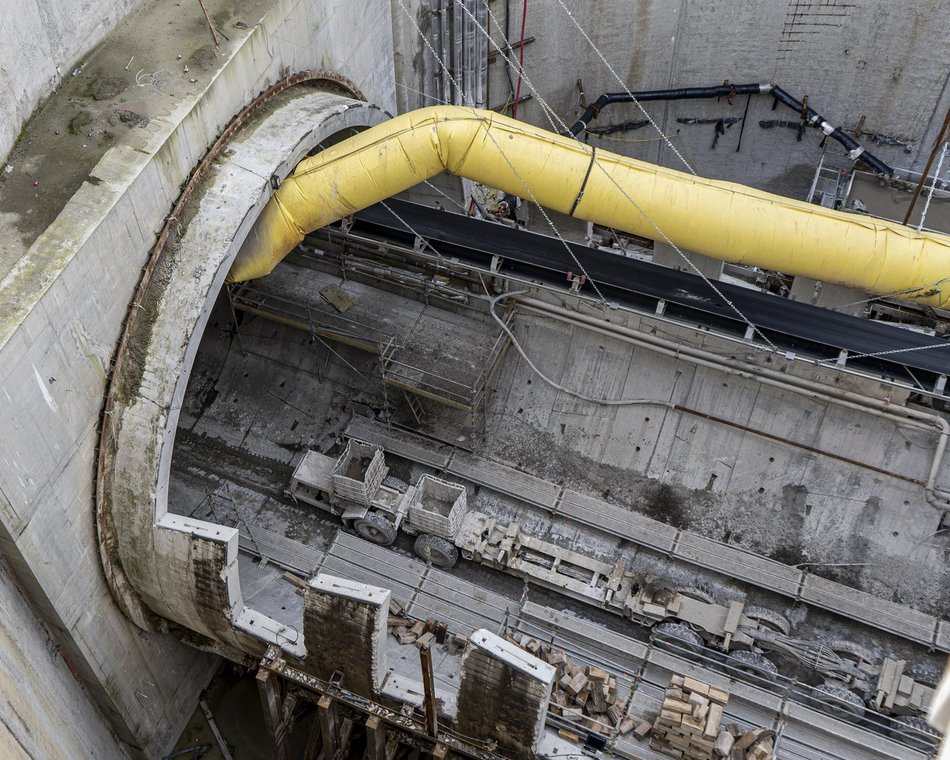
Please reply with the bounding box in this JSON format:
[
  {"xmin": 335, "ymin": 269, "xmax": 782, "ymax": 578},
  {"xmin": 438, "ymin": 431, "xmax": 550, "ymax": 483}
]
[{"xmin": 0, "ymin": 0, "xmax": 396, "ymax": 755}]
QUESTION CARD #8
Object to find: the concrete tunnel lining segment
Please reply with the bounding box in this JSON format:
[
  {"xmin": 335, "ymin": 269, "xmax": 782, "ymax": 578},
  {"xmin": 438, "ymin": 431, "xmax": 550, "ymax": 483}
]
[{"xmin": 97, "ymin": 87, "xmax": 386, "ymax": 656}]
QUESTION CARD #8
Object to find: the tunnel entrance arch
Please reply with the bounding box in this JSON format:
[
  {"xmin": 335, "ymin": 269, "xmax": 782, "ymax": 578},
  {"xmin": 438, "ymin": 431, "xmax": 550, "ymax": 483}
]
[{"xmin": 96, "ymin": 79, "xmax": 386, "ymax": 658}]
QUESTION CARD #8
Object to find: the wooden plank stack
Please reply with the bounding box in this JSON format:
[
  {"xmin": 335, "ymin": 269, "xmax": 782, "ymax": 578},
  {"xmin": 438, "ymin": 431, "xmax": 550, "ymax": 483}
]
[
  {"xmin": 505, "ymin": 633, "xmax": 632, "ymax": 735},
  {"xmin": 649, "ymin": 676, "xmax": 776, "ymax": 759}
]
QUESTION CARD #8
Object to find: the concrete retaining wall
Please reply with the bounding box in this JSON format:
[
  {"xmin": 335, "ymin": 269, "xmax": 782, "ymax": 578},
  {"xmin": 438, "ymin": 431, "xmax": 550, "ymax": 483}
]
[
  {"xmin": 484, "ymin": 302, "xmax": 949, "ymax": 614},
  {"xmin": 394, "ymin": 0, "xmax": 950, "ymax": 193},
  {"xmin": 0, "ymin": 0, "xmax": 145, "ymax": 162},
  {"xmin": 0, "ymin": 558, "xmax": 132, "ymax": 758},
  {"xmin": 0, "ymin": 0, "xmax": 396, "ymax": 755}
]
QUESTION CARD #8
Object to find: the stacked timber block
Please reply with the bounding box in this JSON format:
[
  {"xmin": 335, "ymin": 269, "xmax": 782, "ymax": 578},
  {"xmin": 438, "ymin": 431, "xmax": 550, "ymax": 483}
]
[
  {"xmin": 649, "ymin": 676, "xmax": 776, "ymax": 759},
  {"xmin": 386, "ymin": 598, "xmax": 455, "ymax": 649},
  {"xmin": 505, "ymin": 633, "xmax": 631, "ymax": 735}
]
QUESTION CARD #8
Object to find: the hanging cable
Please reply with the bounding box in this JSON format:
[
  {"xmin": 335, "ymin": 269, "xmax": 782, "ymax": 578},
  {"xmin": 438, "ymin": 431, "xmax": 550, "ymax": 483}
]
[
  {"xmin": 484, "ymin": 284, "xmax": 676, "ymax": 408},
  {"xmin": 552, "ymin": 0, "xmax": 697, "ymax": 175},
  {"xmin": 815, "ymin": 329, "xmax": 950, "ymax": 365},
  {"xmin": 396, "ymin": 0, "xmax": 608, "ymax": 304},
  {"xmin": 512, "ymin": 0, "xmax": 528, "ymax": 119},
  {"xmin": 917, "ymin": 141, "xmax": 948, "ymax": 232},
  {"xmin": 464, "ymin": 1, "xmax": 778, "ymax": 349}
]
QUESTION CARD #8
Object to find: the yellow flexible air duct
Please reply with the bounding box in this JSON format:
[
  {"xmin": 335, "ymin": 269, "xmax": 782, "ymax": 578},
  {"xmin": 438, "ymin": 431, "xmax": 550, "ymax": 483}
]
[{"xmin": 228, "ymin": 106, "xmax": 950, "ymax": 308}]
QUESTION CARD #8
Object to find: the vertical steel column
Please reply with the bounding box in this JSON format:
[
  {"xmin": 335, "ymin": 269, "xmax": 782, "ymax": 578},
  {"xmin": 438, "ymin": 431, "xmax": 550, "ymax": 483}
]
[
  {"xmin": 439, "ymin": 0, "xmax": 452, "ymax": 106},
  {"xmin": 302, "ymin": 708, "xmax": 323, "ymax": 760},
  {"xmin": 319, "ymin": 695, "xmax": 339, "ymax": 758},
  {"xmin": 452, "ymin": 0, "xmax": 463, "ymax": 105},
  {"xmin": 365, "ymin": 715, "xmax": 387, "ymax": 760},
  {"xmin": 256, "ymin": 670, "xmax": 290, "ymax": 760},
  {"xmin": 419, "ymin": 643, "xmax": 439, "ymax": 737}
]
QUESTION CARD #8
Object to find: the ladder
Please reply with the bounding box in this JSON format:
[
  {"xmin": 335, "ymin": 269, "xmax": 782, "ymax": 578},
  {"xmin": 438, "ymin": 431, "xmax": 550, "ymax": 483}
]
[{"xmin": 403, "ymin": 390, "xmax": 426, "ymax": 426}]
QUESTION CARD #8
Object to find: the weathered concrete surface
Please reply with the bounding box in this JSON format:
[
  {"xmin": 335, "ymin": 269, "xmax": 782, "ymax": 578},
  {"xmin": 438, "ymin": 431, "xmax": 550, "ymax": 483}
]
[
  {"xmin": 101, "ymin": 90, "xmax": 386, "ymax": 669},
  {"xmin": 0, "ymin": 557, "xmax": 132, "ymax": 759},
  {"xmin": 480, "ymin": 303, "xmax": 949, "ymax": 614},
  {"xmin": 0, "ymin": 0, "xmax": 145, "ymax": 162},
  {"xmin": 0, "ymin": 0, "xmax": 396, "ymax": 755},
  {"xmin": 395, "ymin": 0, "xmax": 950, "ymax": 191},
  {"xmin": 456, "ymin": 629, "xmax": 555, "ymax": 757},
  {"xmin": 304, "ymin": 575, "xmax": 390, "ymax": 697}
]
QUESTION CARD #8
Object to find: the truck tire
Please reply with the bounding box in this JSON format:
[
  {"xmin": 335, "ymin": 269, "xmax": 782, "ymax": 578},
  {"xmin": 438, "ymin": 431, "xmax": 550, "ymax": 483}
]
[
  {"xmin": 728, "ymin": 649, "xmax": 778, "ymax": 680},
  {"xmin": 414, "ymin": 534, "xmax": 458, "ymax": 568},
  {"xmin": 810, "ymin": 683, "xmax": 865, "ymax": 720},
  {"xmin": 829, "ymin": 639, "xmax": 877, "ymax": 667},
  {"xmin": 743, "ymin": 606, "xmax": 791, "ymax": 636},
  {"xmin": 653, "ymin": 621, "xmax": 704, "ymax": 653},
  {"xmin": 892, "ymin": 715, "xmax": 938, "ymax": 751},
  {"xmin": 354, "ymin": 512, "xmax": 397, "ymax": 546}
]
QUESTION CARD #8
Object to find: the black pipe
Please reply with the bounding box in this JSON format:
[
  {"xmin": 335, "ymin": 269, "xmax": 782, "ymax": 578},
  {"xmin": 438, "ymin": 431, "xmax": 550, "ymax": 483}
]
[
  {"xmin": 769, "ymin": 86, "xmax": 893, "ymax": 176},
  {"xmin": 566, "ymin": 82, "xmax": 894, "ymax": 177}
]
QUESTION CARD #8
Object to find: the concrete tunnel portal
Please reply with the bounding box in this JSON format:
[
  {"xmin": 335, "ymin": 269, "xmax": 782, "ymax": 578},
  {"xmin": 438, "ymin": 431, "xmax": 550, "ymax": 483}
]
[
  {"xmin": 97, "ymin": 82, "xmax": 389, "ymax": 650},
  {"xmin": 94, "ymin": 72, "xmax": 950, "ymax": 758},
  {"xmin": 95, "ymin": 81, "xmax": 589, "ymax": 756}
]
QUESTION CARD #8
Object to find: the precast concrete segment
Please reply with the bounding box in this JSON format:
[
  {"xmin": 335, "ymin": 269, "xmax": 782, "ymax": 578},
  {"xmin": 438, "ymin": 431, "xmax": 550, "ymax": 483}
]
[
  {"xmin": 304, "ymin": 575, "xmax": 390, "ymax": 699},
  {"xmin": 98, "ymin": 92, "xmax": 387, "ymax": 662},
  {"xmin": 228, "ymin": 106, "xmax": 950, "ymax": 308},
  {"xmin": 456, "ymin": 630, "xmax": 556, "ymax": 758}
]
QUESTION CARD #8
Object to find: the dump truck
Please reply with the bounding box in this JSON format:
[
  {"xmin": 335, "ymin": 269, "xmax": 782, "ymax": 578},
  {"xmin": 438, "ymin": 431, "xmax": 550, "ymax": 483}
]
[{"xmin": 289, "ymin": 439, "xmax": 938, "ymax": 731}]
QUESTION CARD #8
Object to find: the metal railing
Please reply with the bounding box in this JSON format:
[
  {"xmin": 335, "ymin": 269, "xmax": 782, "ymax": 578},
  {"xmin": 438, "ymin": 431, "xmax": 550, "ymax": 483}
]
[
  {"xmin": 229, "ymin": 282, "xmax": 394, "ymax": 352},
  {"xmin": 379, "ymin": 309, "xmax": 513, "ymax": 411}
]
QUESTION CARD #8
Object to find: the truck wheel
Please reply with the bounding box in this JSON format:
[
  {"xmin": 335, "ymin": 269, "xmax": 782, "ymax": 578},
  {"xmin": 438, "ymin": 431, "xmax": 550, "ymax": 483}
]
[
  {"xmin": 891, "ymin": 715, "xmax": 938, "ymax": 751},
  {"xmin": 728, "ymin": 649, "xmax": 778, "ymax": 680},
  {"xmin": 653, "ymin": 621, "xmax": 704, "ymax": 653},
  {"xmin": 354, "ymin": 512, "xmax": 397, "ymax": 546},
  {"xmin": 829, "ymin": 639, "xmax": 878, "ymax": 668},
  {"xmin": 414, "ymin": 534, "xmax": 458, "ymax": 568},
  {"xmin": 810, "ymin": 683, "xmax": 865, "ymax": 720},
  {"xmin": 743, "ymin": 606, "xmax": 791, "ymax": 636}
]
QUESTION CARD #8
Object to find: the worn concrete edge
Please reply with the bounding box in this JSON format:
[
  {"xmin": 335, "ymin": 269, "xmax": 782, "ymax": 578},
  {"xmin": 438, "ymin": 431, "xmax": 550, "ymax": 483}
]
[
  {"xmin": 0, "ymin": 2, "xmax": 387, "ymax": 755},
  {"xmin": 101, "ymin": 92, "xmax": 386, "ymax": 666}
]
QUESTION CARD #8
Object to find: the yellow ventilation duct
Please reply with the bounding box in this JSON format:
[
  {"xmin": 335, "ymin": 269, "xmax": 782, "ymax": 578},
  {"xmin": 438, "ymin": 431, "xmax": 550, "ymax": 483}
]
[{"xmin": 228, "ymin": 106, "xmax": 950, "ymax": 308}]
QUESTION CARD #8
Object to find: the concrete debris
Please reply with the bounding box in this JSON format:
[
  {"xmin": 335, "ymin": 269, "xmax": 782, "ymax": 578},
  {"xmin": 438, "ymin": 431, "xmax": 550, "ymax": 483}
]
[{"xmin": 650, "ymin": 675, "xmax": 776, "ymax": 759}]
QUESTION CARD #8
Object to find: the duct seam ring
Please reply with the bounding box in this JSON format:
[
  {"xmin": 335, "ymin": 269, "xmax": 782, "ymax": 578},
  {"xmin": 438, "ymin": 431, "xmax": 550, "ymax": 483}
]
[
  {"xmin": 820, "ymin": 122, "xmax": 835, "ymax": 136},
  {"xmin": 568, "ymin": 147, "xmax": 597, "ymax": 217},
  {"xmin": 850, "ymin": 146, "xmax": 866, "ymax": 160}
]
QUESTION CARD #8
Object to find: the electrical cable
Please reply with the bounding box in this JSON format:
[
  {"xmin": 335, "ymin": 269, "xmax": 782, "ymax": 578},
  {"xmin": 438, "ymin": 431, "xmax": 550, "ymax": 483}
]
[
  {"xmin": 484, "ymin": 284, "xmax": 676, "ymax": 408},
  {"xmin": 512, "ymin": 0, "xmax": 528, "ymax": 119},
  {"xmin": 552, "ymin": 0, "xmax": 697, "ymax": 175}
]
